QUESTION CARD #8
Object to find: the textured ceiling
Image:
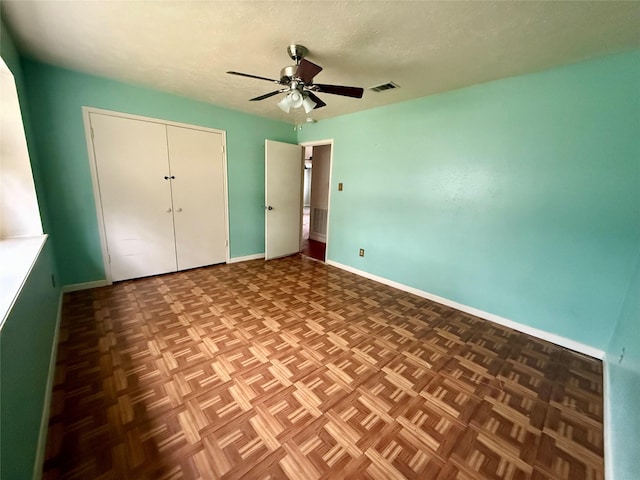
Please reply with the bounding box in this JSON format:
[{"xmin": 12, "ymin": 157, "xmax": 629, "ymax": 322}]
[{"xmin": 2, "ymin": 1, "xmax": 639, "ymax": 124}]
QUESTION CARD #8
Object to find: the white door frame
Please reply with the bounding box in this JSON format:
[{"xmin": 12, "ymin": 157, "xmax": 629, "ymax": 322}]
[
  {"xmin": 299, "ymin": 139, "xmax": 334, "ymax": 261},
  {"xmin": 82, "ymin": 106, "xmax": 230, "ymax": 284}
]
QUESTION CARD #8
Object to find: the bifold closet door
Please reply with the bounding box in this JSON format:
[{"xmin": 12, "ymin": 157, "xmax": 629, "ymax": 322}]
[
  {"xmin": 167, "ymin": 126, "xmax": 226, "ymax": 270},
  {"xmin": 90, "ymin": 113, "xmax": 177, "ymax": 281}
]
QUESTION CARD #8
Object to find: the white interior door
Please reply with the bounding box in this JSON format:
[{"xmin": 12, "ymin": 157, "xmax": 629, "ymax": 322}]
[
  {"xmin": 265, "ymin": 140, "xmax": 302, "ymax": 260},
  {"xmin": 167, "ymin": 125, "xmax": 227, "ymax": 270},
  {"xmin": 90, "ymin": 113, "xmax": 177, "ymax": 281}
]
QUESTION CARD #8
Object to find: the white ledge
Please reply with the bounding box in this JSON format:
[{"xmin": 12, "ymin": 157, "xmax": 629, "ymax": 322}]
[{"xmin": 0, "ymin": 234, "xmax": 48, "ymax": 330}]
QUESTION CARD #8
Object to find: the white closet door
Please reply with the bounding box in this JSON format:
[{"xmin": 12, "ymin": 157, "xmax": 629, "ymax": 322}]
[
  {"xmin": 91, "ymin": 113, "xmax": 177, "ymax": 281},
  {"xmin": 167, "ymin": 125, "xmax": 227, "ymax": 270}
]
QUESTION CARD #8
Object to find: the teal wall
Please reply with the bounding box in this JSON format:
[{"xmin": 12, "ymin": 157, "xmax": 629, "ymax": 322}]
[
  {"xmin": 300, "ymin": 50, "xmax": 640, "ymax": 351},
  {"xmin": 605, "ymin": 252, "xmax": 640, "ymax": 480},
  {"xmin": 21, "ymin": 59, "xmax": 296, "ymax": 285},
  {"xmin": 1, "ymin": 24, "xmax": 62, "ymax": 479},
  {"xmin": 0, "ymin": 239, "xmax": 61, "ymax": 480}
]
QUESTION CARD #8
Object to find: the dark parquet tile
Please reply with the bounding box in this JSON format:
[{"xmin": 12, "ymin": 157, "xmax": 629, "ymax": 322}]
[{"xmin": 43, "ymin": 255, "xmax": 604, "ymax": 479}]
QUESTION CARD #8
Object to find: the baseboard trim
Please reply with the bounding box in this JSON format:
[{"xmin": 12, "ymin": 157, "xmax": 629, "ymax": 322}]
[
  {"xmin": 32, "ymin": 291, "xmax": 64, "ymax": 480},
  {"xmin": 309, "ymin": 233, "xmax": 326, "ymax": 243},
  {"xmin": 62, "ymin": 280, "xmax": 110, "ymax": 293},
  {"xmin": 228, "ymin": 253, "xmax": 265, "ymax": 263},
  {"xmin": 326, "ymin": 260, "xmax": 605, "ymax": 360}
]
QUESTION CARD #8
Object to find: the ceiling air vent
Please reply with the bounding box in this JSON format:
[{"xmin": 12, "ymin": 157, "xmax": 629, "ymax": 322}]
[{"xmin": 369, "ymin": 81, "xmax": 399, "ymax": 92}]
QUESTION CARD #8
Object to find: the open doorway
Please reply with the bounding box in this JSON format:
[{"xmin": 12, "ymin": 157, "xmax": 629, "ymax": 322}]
[{"xmin": 300, "ymin": 142, "xmax": 332, "ymax": 262}]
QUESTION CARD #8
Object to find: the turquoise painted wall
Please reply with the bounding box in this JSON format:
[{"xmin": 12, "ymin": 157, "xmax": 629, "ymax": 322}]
[
  {"xmin": 1, "ymin": 25, "xmax": 62, "ymax": 479},
  {"xmin": 0, "ymin": 239, "xmax": 61, "ymax": 479},
  {"xmin": 605, "ymin": 252, "xmax": 640, "ymax": 480},
  {"xmin": 299, "ymin": 50, "xmax": 640, "ymax": 350},
  {"xmin": 21, "ymin": 59, "xmax": 296, "ymax": 285}
]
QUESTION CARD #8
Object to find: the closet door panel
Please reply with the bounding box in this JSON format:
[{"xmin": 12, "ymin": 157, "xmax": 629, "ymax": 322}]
[
  {"xmin": 167, "ymin": 126, "xmax": 226, "ymax": 270},
  {"xmin": 91, "ymin": 113, "xmax": 177, "ymax": 281}
]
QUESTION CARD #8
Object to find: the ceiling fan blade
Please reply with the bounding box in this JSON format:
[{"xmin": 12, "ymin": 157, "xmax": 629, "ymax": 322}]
[
  {"xmin": 307, "ymin": 92, "xmax": 326, "ymax": 109},
  {"xmin": 227, "ymin": 71, "xmax": 280, "ymax": 83},
  {"xmin": 314, "ymin": 83, "xmax": 364, "ymax": 98},
  {"xmin": 250, "ymin": 90, "xmax": 286, "ymax": 101},
  {"xmin": 296, "ymin": 58, "xmax": 323, "ymax": 84}
]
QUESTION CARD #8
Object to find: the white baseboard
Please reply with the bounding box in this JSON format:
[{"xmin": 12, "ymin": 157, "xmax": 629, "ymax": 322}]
[
  {"xmin": 228, "ymin": 253, "xmax": 265, "ymax": 263},
  {"xmin": 309, "ymin": 233, "xmax": 326, "ymax": 243},
  {"xmin": 33, "ymin": 291, "xmax": 64, "ymax": 480},
  {"xmin": 326, "ymin": 260, "xmax": 605, "ymax": 360},
  {"xmin": 62, "ymin": 280, "xmax": 110, "ymax": 293},
  {"xmin": 61, "ymin": 258, "xmax": 271, "ymax": 289}
]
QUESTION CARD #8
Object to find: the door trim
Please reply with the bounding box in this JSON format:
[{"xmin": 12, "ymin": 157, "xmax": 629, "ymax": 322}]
[
  {"xmin": 299, "ymin": 139, "xmax": 334, "ymax": 262},
  {"xmin": 82, "ymin": 106, "xmax": 230, "ymax": 284}
]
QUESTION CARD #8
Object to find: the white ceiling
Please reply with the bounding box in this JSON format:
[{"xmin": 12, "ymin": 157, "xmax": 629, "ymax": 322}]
[{"xmin": 2, "ymin": 1, "xmax": 639, "ymax": 124}]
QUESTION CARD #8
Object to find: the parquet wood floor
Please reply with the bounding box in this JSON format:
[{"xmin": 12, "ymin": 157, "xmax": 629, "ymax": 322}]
[{"xmin": 43, "ymin": 256, "xmax": 604, "ymax": 480}]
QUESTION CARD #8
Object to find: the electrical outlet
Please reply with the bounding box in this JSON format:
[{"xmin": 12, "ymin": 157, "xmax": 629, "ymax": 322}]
[
  {"xmin": 359, "ymin": 248, "xmax": 365, "ymax": 257},
  {"xmin": 619, "ymin": 347, "xmax": 626, "ymax": 364}
]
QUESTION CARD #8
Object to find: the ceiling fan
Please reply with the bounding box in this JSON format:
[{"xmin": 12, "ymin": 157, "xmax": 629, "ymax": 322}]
[{"xmin": 227, "ymin": 44, "xmax": 364, "ymax": 113}]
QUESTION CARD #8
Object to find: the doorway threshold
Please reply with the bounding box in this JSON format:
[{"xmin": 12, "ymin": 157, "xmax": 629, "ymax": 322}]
[{"xmin": 301, "ymin": 238, "xmax": 326, "ymax": 262}]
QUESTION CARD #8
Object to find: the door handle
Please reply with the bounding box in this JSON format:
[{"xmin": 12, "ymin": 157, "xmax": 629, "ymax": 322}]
[
  {"xmin": 166, "ymin": 208, "xmax": 172, "ymax": 213},
  {"xmin": 266, "ymin": 205, "xmax": 274, "ymax": 211},
  {"xmin": 176, "ymin": 208, "xmax": 183, "ymax": 212},
  {"xmin": 164, "ymin": 175, "xmax": 176, "ymax": 180}
]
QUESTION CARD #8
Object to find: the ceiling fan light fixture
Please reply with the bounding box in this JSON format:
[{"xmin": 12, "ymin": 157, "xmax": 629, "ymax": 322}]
[
  {"xmin": 278, "ymin": 90, "xmax": 310, "ymax": 113},
  {"xmin": 302, "ymin": 95, "xmax": 316, "ymax": 113},
  {"xmin": 289, "ymin": 90, "xmax": 303, "ymax": 108},
  {"xmin": 277, "ymin": 94, "xmax": 293, "ymax": 113}
]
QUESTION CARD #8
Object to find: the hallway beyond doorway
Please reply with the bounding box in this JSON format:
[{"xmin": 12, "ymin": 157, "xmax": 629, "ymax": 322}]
[
  {"xmin": 301, "ymin": 206, "xmax": 326, "ymax": 261},
  {"xmin": 301, "ymin": 238, "xmax": 326, "ymax": 261}
]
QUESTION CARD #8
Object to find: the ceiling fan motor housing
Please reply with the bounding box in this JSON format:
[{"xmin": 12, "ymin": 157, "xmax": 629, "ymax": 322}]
[{"xmin": 280, "ymin": 65, "xmax": 297, "ymax": 84}]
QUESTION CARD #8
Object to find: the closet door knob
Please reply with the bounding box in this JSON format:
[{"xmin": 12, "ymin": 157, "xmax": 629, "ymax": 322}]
[
  {"xmin": 176, "ymin": 208, "xmax": 183, "ymax": 212},
  {"xmin": 166, "ymin": 208, "xmax": 172, "ymax": 213}
]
